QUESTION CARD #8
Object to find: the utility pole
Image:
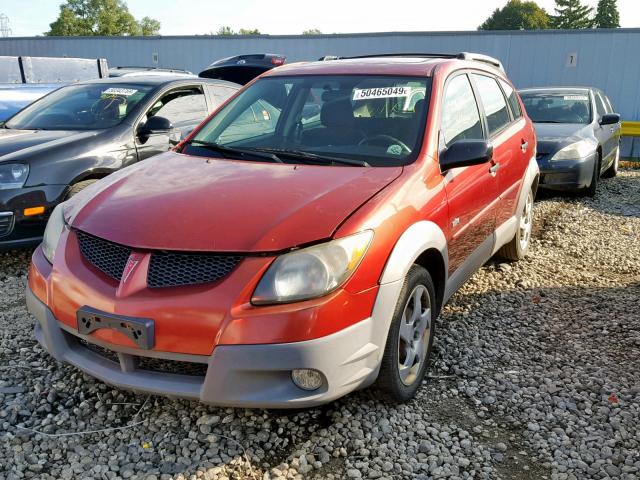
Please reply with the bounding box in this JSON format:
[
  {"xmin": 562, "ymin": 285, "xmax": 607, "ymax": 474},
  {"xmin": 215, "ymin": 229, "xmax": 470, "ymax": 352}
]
[{"xmin": 0, "ymin": 14, "xmax": 12, "ymax": 37}]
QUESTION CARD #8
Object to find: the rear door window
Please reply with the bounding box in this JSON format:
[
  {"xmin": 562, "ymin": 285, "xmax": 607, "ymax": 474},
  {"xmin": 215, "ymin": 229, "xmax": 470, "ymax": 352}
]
[
  {"xmin": 499, "ymin": 79, "xmax": 522, "ymax": 120},
  {"xmin": 441, "ymin": 74, "xmax": 484, "ymax": 146},
  {"xmin": 472, "ymin": 74, "xmax": 511, "ymax": 136}
]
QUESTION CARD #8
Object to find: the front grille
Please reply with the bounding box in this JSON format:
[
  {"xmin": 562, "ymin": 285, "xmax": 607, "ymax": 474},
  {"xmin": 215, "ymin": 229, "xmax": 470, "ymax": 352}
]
[
  {"xmin": 76, "ymin": 230, "xmax": 131, "ymax": 281},
  {"xmin": 137, "ymin": 356, "xmax": 208, "ymax": 376},
  {"xmin": 0, "ymin": 212, "xmax": 14, "ymax": 237},
  {"xmin": 77, "ymin": 337, "xmax": 207, "ymax": 377},
  {"xmin": 76, "ymin": 230, "xmax": 242, "ymax": 287},
  {"xmin": 78, "ymin": 338, "xmax": 120, "ymax": 364},
  {"xmin": 147, "ymin": 252, "xmax": 242, "ymax": 288}
]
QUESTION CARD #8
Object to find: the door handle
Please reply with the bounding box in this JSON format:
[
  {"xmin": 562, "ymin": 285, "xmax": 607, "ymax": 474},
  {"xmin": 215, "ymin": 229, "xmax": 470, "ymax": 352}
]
[
  {"xmin": 521, "ymin": 140, "xmax": 529, "ymax": 153},
  {"xmin": 489, "ymin": 162, "xmax": 500, "ymax": 174}
]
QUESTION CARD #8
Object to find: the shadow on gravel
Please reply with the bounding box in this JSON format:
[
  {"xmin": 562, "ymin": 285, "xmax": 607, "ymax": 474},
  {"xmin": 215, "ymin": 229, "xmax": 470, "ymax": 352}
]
[{"xmin": 535, "ymin": 171, "xmax": 640, "ymax": 219}]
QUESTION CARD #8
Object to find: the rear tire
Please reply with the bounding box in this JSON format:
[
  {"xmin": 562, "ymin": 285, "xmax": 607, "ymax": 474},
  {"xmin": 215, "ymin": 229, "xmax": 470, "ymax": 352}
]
[
  {"xmin": 497, "ymin": 187, "xmax": 534, "ymax": 262},
  {"xmin": 602, "ymin": 147, "xmax": 619, "ymax": 179},
  {"xmin": 65, "ymin": 179, "xmax": 97, "ymax": 199},
  {"xmin": 583, "ymin": 155, "xmax": 600, "ymax": 197},
  {"xmin": 376, "ymin": 265, "xmax": 436, "ymax": 403}
]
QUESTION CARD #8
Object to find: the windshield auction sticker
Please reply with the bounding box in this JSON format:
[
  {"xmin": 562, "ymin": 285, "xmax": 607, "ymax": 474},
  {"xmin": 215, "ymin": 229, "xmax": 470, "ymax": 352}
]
[
  {"xmin": 563, "ymin": 95, "xmax": 588, "ymax": 101},
  {"xmin": 102, "ymin": 88, "xmax": 138, "ymax": 96},
  {"xmin": 353, "ymin": 87, "xmax": 411, "ymax": 101}
]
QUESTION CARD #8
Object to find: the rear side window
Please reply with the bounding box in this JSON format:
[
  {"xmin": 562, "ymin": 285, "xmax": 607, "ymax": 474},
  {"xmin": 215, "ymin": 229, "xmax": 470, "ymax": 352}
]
[
  {"xmin": 209, "ymin": 85, "xmax": 237, "ymax": 109},
  {"xmin": 441, "ymin": 74, "xmax": 483, "ymax": 146},
  {"xmin": 149, "ymin": 88, "xmax": 208, "ymax": 126},
  {"xmin": 472, "ymin": 74, "xmax": 511, "ymax": 135},
  {"xmin": 499, "ymin": 79, "xmax": 522, "ymax": 119}
]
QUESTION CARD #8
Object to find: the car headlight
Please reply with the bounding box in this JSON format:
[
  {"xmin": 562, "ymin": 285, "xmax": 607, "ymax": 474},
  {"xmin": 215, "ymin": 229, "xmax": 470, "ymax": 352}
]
[
  {"xmin": 550, "ymin": 141, "xmax": 594, "ymax": 161},
  {"xmin": 252, "ymin": 230, "xmax": 374, "ymax": 305},
  {"xmin": 0, "ymin": 163, "xmax": 29, "ymax": 189},
  {"xmin": 42, "ymin": 203, "xmax": 68, "ymax": 264}
]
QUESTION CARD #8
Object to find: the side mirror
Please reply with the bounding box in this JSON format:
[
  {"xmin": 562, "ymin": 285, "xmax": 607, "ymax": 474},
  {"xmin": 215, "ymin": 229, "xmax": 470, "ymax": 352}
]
[
  {"xmin": 138, "ymin": 116, "xmax": 173, "ymax": 136},
  {"xmin": 599, "ymin": 113, "xmax": 620, "ymax": 126},
  {"xmin": 440, "ymin": 139, "xmax": 494, "ymax": 172}
]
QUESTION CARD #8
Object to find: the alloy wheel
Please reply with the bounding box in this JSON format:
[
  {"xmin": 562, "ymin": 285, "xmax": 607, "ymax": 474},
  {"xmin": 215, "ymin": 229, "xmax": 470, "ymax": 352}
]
[
  {"xmin": 519, "ymin": 190, "xmax": 533, "ymax": 251},
  {"xmin": 397, "ymin": 284, "xmax": 432, "ymax": 386}
]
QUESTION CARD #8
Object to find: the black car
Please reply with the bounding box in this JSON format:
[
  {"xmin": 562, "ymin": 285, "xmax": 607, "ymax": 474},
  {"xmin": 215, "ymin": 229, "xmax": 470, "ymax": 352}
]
[
  {"xmin": 199, "ymin": 53, "xmax": 286, "ymax": 85},
  {"xmin": 0, "ymin": 75, "xmax": 240, "ymax": 249},
  {"xmin": 519, "ymin": 87, "xmax": 621, "ymax": 196}
]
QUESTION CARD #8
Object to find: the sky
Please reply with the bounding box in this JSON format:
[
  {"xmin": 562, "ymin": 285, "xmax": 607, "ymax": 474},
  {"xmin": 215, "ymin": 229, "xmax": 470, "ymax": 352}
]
[{"xmin": 1, "ymin": 0, "xmax": 639, "ymax": 37}]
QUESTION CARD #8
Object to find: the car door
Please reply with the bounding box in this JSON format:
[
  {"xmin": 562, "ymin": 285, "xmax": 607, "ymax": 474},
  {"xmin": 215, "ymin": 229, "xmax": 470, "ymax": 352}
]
[
  {"xmin": 135, "ymin": 85, "xmax": 209, "ymax": 160},
  {"xmin": 439, "ymin": 72, "xmax": 498, "ymax": 275},
  {"xmin": 592, "ymin": 90, "xmax": 614, "ymax": 169},
  {"xmin": 596, "ymin": 91, "xmax": 621, "ymax": 167},
  {"xmin": 471, "ymin": 73, "xmax": 530, "ymax": 228}
]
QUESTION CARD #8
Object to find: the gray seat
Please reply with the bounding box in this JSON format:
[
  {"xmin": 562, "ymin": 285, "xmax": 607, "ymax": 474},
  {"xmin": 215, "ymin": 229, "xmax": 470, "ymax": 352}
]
[{"xmin": 302, "ymin": 98, "xmax": 364, "ymax": 147}]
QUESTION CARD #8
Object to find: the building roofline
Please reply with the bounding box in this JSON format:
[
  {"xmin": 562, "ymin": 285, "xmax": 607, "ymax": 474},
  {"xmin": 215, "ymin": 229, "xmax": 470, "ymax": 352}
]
[{"xmin": 2, "ymin": 27, "xmax": 640, "ymax": 41}]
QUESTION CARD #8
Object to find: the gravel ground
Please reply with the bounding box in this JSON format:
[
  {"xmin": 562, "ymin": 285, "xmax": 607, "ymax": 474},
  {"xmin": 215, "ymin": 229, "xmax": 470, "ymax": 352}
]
[{"xmin": 1, "ymin": 170, "xmax": 639, "ymax": 480}]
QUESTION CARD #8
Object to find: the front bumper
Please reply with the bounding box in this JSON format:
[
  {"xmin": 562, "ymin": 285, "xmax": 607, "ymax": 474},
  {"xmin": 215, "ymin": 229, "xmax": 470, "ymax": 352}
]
[
  {"xmin": 27, "ymin": 286, "xmax": 380, "ymax": 408},
  {"xmin": 0, "ymin": 184, "xmax": 67, "ymax": 250},
  {"xmin": 536, "ymin": 153, "xmax": 596, "ymax": 191}
]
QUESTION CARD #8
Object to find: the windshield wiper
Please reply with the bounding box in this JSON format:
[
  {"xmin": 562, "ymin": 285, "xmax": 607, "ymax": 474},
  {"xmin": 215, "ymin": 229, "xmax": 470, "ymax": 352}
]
[
  {"xmin": 185, "ymin": 140, "xmax": 283, "ymax": 163},
  {"xmin": 534, "ymin": 120, "xmax": 564, "ymax": 124},
  {"xmin": 252, "ymin": 148, "xmax": 370, "ymax": 167}
]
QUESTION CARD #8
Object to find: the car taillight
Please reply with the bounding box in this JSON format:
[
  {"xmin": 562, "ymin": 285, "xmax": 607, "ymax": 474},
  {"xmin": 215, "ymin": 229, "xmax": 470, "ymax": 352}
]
[{"xmin": 271, "ymin": 57, "xmax": 285, "ymax": 66}]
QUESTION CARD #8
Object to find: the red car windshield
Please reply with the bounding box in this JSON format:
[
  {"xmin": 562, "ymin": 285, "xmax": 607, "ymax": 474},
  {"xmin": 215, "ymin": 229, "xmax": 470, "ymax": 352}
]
[{"xmin": 185, "ymin": 75, "xmax": 431, "ymax": 167}]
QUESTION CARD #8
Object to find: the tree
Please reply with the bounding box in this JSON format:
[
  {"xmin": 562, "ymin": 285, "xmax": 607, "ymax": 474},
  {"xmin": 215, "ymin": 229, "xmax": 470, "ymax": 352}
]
[
  {"xmin": 139, "ymin": 16, "xmax": 160, "ymax": 36},
  {"xmin": 46, "ymin": 0, "xmax": 161, "ymax": 36},
  {"xmin": 215, "ymin": 26, "xmax": 235, "ymax": 35},
  {"xmin": 551, "ymin": 0, "xmax": 593, "ymax": 29},
  {"xmin": 215, "ymin": 26, "xmax": 261, "ymax": 35},
  {"xmin": 479, "ymin": 0, "xmax": 550, "ymax": 30},
  {"xmin": 594, "ymin": 0, "xmax": 620, "ymax": 28},
  {"xmin": 238, "ymin": 28, "xmax": 260, "ymax": 35},
  {"xmin": 303, "ymin": 28, "xmax": 322, "ymax": 35}
]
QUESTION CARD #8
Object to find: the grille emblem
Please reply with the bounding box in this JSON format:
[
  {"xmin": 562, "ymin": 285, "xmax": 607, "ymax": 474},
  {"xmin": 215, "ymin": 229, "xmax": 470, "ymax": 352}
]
[{"xmin": 121, "ymin": 257, "xmax": 140, "ymax": 284}]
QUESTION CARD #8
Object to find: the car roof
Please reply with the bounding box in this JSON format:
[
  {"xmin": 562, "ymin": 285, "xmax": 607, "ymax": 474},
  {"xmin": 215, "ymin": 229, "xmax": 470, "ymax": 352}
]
[
  {"xmin": 77, "ymin": 76, "xmax": 239, "ymax": 88},
  {"xmin": 263, "ymin": 55, "xmax": 502, "ymax": 78}
]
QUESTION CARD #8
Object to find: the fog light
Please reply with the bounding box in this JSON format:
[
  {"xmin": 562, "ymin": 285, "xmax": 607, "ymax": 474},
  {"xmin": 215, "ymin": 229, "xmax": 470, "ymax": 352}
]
[{"xmin": 291, "ymin": 369, "xmax": 323, "ymax": 391}]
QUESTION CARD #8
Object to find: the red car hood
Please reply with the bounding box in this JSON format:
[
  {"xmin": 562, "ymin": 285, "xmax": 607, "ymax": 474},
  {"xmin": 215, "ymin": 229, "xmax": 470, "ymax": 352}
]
[{"xmin": 67, "ymin": 152, "xmax": 402, "ymax": 252}]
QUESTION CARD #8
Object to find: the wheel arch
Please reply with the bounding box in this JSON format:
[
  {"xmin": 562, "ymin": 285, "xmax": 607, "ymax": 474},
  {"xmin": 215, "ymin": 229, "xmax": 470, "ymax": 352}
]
[{"xmin": 368, "ymin": 221, "xmax": 448, "ymax": 371}]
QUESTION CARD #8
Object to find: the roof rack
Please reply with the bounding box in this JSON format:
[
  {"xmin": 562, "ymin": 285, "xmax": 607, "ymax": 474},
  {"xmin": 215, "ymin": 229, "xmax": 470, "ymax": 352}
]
[
  {"xmin": 319, "ymin": 52, "xmax": 505, "ymax": 72},
  {"xmin": 112, "ymin": 66, "xmax": 193, "ymax": 73}
]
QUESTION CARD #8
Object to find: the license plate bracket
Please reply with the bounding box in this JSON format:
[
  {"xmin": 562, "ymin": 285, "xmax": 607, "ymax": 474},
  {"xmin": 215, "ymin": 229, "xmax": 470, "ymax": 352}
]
[{"xmin": 77, "ymin": 306, "xmax": 155, "ymax": 350}]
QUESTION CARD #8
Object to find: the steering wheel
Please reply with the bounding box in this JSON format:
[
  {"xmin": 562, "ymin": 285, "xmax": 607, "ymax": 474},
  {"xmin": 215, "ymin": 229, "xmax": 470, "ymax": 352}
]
[
  {"xmin": 90, "ymin": 96, "xmax": 126, "ymax": 123},
  {"xmin": 359, "ymin": 134, "xmax": 412, "ymax": 154}
]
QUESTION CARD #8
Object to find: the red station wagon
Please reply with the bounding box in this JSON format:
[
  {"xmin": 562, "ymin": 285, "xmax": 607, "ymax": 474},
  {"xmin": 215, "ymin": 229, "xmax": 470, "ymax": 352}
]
[{"xmin": 27, "ymin": 53, "xmax": 539, "ymax": 407}]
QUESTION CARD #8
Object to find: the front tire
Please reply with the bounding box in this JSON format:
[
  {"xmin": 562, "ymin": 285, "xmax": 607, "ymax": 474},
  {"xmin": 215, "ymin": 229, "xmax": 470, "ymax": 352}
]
[
  {"xmin": 376, "ymin": 265, "xmax": 436, "ymax": 403},
  {"xmin": 497, "ymin": 187, "xmax": 534, "ymax": 261},
  {"xmin": 602, "ymin": 146, "xmax": 619, "ymax": 179},
  {"xmin": 583, "ymin": 154, "xmax": 600, "ymax": 197}
]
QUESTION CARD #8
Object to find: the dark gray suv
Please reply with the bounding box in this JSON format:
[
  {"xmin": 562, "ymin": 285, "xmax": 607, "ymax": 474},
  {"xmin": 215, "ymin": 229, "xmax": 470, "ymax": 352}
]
[{"xmin": 519, "ymin": 87, "xmax": 621, "ymax": 196}]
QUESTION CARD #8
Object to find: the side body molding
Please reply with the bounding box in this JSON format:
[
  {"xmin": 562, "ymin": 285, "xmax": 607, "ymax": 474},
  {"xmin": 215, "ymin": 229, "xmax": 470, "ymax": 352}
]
[{"xmin": 365, "ymin": 221, "xmax": 448, "ymax": 379}]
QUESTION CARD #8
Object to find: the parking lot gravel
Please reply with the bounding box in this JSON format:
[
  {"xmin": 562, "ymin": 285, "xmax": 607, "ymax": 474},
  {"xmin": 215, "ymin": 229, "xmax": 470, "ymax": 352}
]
[{"xmin": 1, "ymin": 170, "xmax": 639, "ymax": 480}]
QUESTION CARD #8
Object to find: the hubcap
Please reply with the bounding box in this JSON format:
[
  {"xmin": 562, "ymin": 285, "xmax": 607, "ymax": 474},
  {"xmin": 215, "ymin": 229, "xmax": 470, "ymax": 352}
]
[
  {"xmin": 519, "ymin": 191, "xmax": 533, "ymax": 251},
  {"xmin": 397, "ymin": 284, "xmax": 431, "ymax": 386}
]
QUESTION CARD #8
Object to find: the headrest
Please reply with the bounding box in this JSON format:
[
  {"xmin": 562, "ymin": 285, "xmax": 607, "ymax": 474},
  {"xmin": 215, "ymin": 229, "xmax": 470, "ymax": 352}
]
[{"xmin": 321, "ymin": 98, "xmax": 355, "ymax": 128}]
